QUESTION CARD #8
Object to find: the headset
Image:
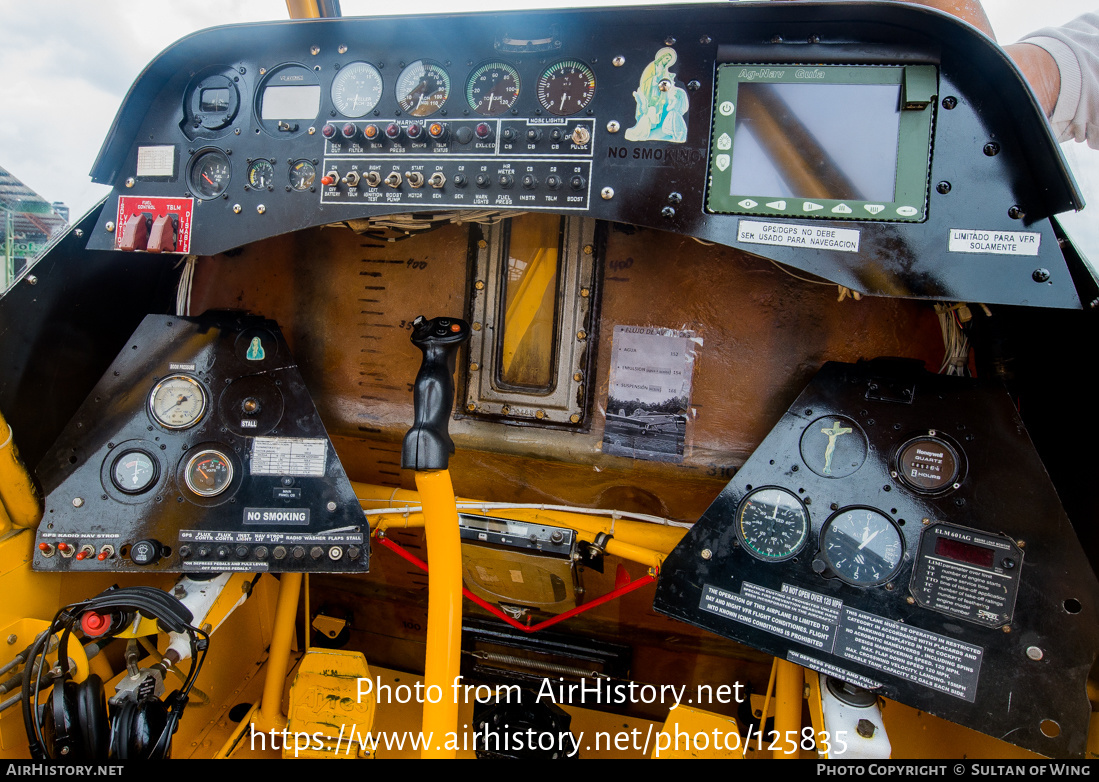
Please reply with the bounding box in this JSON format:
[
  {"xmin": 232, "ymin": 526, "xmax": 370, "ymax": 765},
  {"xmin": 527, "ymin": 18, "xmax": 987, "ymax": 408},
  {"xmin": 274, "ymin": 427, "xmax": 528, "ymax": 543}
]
[{"xmin": 21, "ymin": 585, "xmax": 209, "ymax": 760}]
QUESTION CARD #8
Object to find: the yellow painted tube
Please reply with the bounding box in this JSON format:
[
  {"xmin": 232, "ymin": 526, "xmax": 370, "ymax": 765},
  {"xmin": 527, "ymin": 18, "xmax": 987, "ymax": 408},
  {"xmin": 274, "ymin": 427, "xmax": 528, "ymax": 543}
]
[
  {"xmin": 773, "ymin": 659, "xmax": 805, "ymax": 758},
  {"xmin": 253, "ymin": 572, "xmax": 302, "ymax": 733},
  {"xmin": 0, "ymin": 407, "xmax": 43, "ymax": 530},
  {"xmin": 284, "ymin": 0, "xmax": 322, "ymax": 18},
  {"xmin": 415, "ymin": 469, "xmax": 462, "ymax": 759},
  {"xmin": 215, "ymin": 701, "xmax": 261, "ymax": 759}
]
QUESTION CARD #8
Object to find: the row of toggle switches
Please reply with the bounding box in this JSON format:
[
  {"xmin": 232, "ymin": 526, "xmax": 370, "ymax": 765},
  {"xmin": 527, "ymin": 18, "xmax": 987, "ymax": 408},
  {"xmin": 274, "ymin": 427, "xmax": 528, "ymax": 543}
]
[{"xmin": 323, "ymin": 169, "xmax": 586, "ymax": 191}]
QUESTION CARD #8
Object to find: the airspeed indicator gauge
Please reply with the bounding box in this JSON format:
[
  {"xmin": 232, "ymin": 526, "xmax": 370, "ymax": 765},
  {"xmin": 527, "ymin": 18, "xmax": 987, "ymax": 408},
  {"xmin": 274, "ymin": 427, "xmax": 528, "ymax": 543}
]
[{"xmin": 735, "ymin": 487, "xmax": 810, "ymax": 562}]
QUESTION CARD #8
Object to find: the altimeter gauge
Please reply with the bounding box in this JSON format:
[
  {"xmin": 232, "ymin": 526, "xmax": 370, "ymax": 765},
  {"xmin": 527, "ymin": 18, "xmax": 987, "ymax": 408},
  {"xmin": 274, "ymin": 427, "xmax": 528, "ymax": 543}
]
[
  {"xmin": 735, "ymin": 487, "xmax": 810, "ymax": 562},
  {"xmin": 816, "ymin": 506, "xmax": 905, "ymax": 586},
  {"xmin": 148, "ymin": 375, "xmax": 207, "ymax": 430}
]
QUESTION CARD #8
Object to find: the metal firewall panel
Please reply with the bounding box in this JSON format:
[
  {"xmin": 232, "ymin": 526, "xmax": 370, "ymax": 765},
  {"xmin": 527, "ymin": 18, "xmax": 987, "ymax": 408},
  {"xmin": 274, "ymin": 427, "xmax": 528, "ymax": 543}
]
[
  {"xmin": 653, "ymin": 359, "xmax": 1099, "ymax": 757},
  {"xmin": 33, "ymin": 311, "xmax": 368, "ymax": 574}
]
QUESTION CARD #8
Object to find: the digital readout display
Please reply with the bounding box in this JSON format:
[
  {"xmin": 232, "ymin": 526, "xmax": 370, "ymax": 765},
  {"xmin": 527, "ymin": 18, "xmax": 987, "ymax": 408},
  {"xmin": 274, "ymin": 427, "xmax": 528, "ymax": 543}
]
[
  {"xmin": 260, "ymin": 85, "xmax": 321, "ymax": 120},
  {"xmin": 934, "ymin": 536, "xmax": 996, "ymax": 568},
  {"xmin": 729, "ymin": 82, "xmax": 902, "ymax": 203}
]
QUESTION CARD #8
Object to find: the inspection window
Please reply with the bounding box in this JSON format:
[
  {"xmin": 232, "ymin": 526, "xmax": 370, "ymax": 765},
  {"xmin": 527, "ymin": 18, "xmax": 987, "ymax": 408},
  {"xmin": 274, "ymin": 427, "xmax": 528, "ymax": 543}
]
[{"xmin": 464, "ymin": 214, "xmax": 600, "ymax": 427}]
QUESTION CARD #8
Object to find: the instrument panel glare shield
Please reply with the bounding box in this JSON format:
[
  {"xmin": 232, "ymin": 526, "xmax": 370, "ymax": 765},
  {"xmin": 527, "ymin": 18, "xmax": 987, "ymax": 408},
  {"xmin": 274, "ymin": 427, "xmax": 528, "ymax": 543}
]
[{"xmin": 706, "ymin": 64, "xmax": 936, "ymax": 222}]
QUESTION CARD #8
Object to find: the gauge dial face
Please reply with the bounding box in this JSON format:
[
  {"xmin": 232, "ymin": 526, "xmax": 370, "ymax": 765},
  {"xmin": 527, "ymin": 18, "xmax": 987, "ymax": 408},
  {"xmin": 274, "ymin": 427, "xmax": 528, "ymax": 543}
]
[
  {"xmin": 735, "ymin": 487, "xmax": 810, "ymax": 562},
  {"xmin": 467, "ymin": 61, "xmax": 521, "ymax": 116},
  {"xmin": 184, "ymin": 449, "xmax": 234, "ymax": 497},
  {"xmin": 148, "ymin": 375, "xmax": 207, "ymax": 430},
  {"xmin": 819, "ymin": 507, "xmax": 904, "ymax": 586},
  {"xmin": 537, "ymin": 60, "xmax": 596, "ymax": 116},
  {"xmin": 288, "ymin": 159, "xmax": 316, "ymax": 191},
  {"xmin": 111, "ymin": 449, "xmax": 159, "ymax": 495},
  {"xmin": 189, "ymin": 149, "xmax": 231, "ymax": 199},
  {"xmin": 247, "ymin": 159, "xmax": 275, "ymax": 190},
  {"xmin": 332, "ymin": 61, "xmax": 384, "ymax": 117},
  {"xmin": 395, "ymin": 60, "xmax": 451, "ymax": 117}
]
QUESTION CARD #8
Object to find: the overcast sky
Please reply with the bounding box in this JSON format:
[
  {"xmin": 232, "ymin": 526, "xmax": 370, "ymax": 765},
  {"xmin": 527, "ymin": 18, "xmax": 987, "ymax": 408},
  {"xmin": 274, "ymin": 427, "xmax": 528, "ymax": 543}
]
[{"xmin": 1, "ymin": 0, "xmax": 1097, "ymax": 255}]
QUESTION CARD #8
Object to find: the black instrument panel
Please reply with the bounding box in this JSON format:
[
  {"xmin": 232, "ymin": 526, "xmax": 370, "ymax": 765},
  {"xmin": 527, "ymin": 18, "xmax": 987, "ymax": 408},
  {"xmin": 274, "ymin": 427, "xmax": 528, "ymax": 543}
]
[
  {"xmin": 86, "ymin": 3, "xmax": 1088, "ymax": 308},
  {"xmin": 653, "ymin": 359, "xmax": 1099, "ymax": 758}
]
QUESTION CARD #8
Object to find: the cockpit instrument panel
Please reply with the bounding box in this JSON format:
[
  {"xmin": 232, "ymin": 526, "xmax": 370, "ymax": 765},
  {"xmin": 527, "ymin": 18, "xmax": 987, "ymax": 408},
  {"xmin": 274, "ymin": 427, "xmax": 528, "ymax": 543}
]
[
  {"xmin": 86, "ymin": 3, "xmax": 1088, "ymax": 308},
  {"xmin": 654, "ymin": 359, "xmax": 1099, "ymax": 758},
  {"xmin": 32, "ymin": 312, "xmax": 369, "ymax": 575}
]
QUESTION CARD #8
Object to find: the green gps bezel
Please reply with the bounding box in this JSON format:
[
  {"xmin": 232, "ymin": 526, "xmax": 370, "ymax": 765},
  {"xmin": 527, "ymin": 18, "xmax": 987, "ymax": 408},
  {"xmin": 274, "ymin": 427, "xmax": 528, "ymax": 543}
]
[{"xmin": 706, "ymin": 64, "xmax": 936, "ymax": 222}]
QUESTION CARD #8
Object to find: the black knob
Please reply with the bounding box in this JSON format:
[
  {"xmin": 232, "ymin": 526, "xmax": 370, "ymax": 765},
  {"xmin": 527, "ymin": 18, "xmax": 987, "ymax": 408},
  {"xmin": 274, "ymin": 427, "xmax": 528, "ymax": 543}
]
[
  {"xmin": 475, "ymin": 174, "xmax": 491, "ymax": 188},
  {"xmin": 498, "ymin": 174, "xmax": 514, "ymax": 189},
  {"xmin": 570, "ymin": 175, "xmax": 586, "ymax": 191},
  {"xmin": 453, "ymin": 174, "xmax": 468, "ymax": 188},
  {"xmin": 129, "ymin": 539, "xmax": 161, "ymax": 566},
  {"xmin": 546, "ymin": 175, "xmax": 561, "ymax": 190},
  {"xmin": 235, "ymin": 545, "xmax": 250, "ymax": 558}
]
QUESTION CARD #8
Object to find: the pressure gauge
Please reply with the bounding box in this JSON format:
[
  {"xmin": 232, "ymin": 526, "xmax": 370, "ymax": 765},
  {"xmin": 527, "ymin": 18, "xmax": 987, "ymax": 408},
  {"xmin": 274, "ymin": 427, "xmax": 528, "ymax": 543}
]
[
  {"xmin": 288, "ymin": 159, "xmax": 316, "ymax": 191},
  {"xmin": 110, "ymin": 449, "xmax": 159, "ymax": 495},
  {"xmin": 735, "ymin": 487, "xmax": 810, "ymax": 562},
  {"xmin": 247, "ymin": 159, "xmax": 276, "ymax": 190},
  {"xmin": 817, "ymin": 507, "xmax": 904, "ymax": 586},
  {"xmin": 183, "ymin": 449, "xmax": 234, "ymax": 497},
  {"xmin": 188, "ymin": 149, "xmax": 231, "ymax": 199},
  {"xmin": 148, "ymin": 375, "xmax": 207, "ymax": 430}
]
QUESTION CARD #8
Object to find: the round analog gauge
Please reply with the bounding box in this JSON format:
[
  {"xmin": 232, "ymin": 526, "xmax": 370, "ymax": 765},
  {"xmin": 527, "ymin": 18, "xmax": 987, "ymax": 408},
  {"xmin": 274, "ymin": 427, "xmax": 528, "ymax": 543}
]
[
  {"xmin": 735, "ymin": 487, "xmax": 811, "ymax": 562},
  {"xmin": 188, "ymin": 149, "xmax": 231, "ymax": 199},
  {"xmin": 818, "ymin": 507, "xmax": 904, "ymax": 586},
  {"xmin": 332, "ymin": 61, "xmax": 383, "ymax": 117},
  {"xmin": 395, "ymin": 60, "xmax": 451, "ymax": 117},
  {"xmin": 247, "ymin": 159, "xmax": 275, "ymax": 190},
  {"xmin": 110, "ymin": 449, "xmax": 159, "ymax": 495},
  {"xmin": 537, "ymin": 60, "xmax": 596, "ymax": 116},
  {"xmin": 288, "ymin": 159, "xmax": 316, "ymax": 191},
  {"xmin": 466, "ymin": 61, "xmax": 521, "ymax": 116},
  {"xmin": 148, "ymin": 375, "xmax": 207, "ymax": 430},
  {"xmin": 184, "ymin": 449, "xmax": 234, "ymax": 497}
]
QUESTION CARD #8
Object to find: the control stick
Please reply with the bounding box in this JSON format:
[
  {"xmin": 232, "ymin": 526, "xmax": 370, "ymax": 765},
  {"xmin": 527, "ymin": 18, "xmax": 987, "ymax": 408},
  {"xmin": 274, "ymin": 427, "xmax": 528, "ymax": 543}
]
[
  {"xmin": 399, "ymin": 315, "xmax": 469, "ymax": 759},
  {"xmin": 401, "ymin": 316, "xmax": 470, "ymax": 471}
]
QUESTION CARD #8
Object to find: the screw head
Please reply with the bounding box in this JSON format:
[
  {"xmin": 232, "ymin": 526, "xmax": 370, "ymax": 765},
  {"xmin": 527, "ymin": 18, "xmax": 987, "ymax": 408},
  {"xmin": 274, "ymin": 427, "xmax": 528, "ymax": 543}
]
[
  {"xmin": 72, "ymin": 497, "xmax": 84, "ymax": 508},
  {"xmin": 983, "ymin": 141, "xmax": 1001, "ymax": 156},
  {"xmin": 613, "ymin": 56, "xmax": 625, "ymax": 67},
  {"xmin": 105, "ymin": 221, "xmax": 115, "ymax": 232},
  {"xmin": 942, "ymin": 96, "xmax": 957, "ymax": 110},
  {"xmin": 601, "ymin": 187, "xmax": 614, "ymax": 200},
  {"xmin": 1026, "ymin": 646, "xmax": 1044, "ymax": 661},
  {"xmin": 1032, "ymin": 268, "xmax": 1051, "ymax": 283},
  {"xmin": 701, "ymin": 549, "xmax": 712, "ymax": 560},
  {"xmin": 936, "ymin": 181, "xmax": 951, "ymax": 194},
  {"xmin": 232, "ymin": 204, "xmax": 242, "ymax": 214}
]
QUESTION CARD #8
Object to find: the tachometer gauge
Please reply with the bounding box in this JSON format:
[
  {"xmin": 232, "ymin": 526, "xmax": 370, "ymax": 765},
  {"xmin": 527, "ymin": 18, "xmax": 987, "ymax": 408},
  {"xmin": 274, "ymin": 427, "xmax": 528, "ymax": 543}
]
[
  {"xmin": 467, "ymin": 61, "xmax": 521, "ymax": 116},
  {"xmin": 817, "ymin": 507, "xmax": 904, "ymax": 586},
  {"xmin": 395, "ymin": 60, "xmax": 450, "ymax": 117},
  {"xmin": 288, "ymin": 159, "xmax": 316, "ymax": 191},
  {"xmin": 247, "ymin": 159, "xmax": 275, "ymax": 190},
  {"xmin": 332, "ymin": 61, "xmax": 383, "ymax": 117},
  {"xmin": 735, "ymin": 487, "xmax": 810, "ymax": 562},
  {"xmin": 537, "ymin": 60, "xmax": 596, "ymax": 116},
  {"xmin": 188, "ymin": 149, "xmax": 231, "ymax": 199},
  {"xmin": 148, "ymin": 375, "xmax": 207, "ymax": 430},
  {"xmin": 110, "ymin": 449, "xmax": 159, "ymax": 495},
  {"xmin": 183, "ymin": 449, "xmax": 234, "ymax": 497}
]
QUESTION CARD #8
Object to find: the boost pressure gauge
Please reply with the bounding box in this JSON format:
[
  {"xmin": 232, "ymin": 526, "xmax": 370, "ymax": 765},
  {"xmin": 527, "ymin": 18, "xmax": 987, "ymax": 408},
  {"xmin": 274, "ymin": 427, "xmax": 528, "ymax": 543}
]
[{"xmin": 148, "ymin": 375, "xmax": 207, "ymax": 430}]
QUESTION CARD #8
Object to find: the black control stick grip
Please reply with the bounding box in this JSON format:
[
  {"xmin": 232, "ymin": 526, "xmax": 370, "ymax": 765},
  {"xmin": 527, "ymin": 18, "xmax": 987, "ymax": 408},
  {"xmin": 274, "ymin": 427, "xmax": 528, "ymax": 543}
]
[{"xmin": 401, "ymin": 316, "xmax": 471, "ymax": 471}]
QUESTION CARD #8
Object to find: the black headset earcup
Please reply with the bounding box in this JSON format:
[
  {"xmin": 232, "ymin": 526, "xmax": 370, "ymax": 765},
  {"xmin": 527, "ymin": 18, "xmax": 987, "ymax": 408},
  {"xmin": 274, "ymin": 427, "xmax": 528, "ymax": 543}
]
[
  {"xmin": 111, "ymin": 697, "xmax": 170, "ymax": 760},
  {"xmin": 43, "ymin": 677, "xmax": 79, "ymax": 758},
  {"xmin": 76, "ymin": 674, "xmax": 109, "ymax": 760}
]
